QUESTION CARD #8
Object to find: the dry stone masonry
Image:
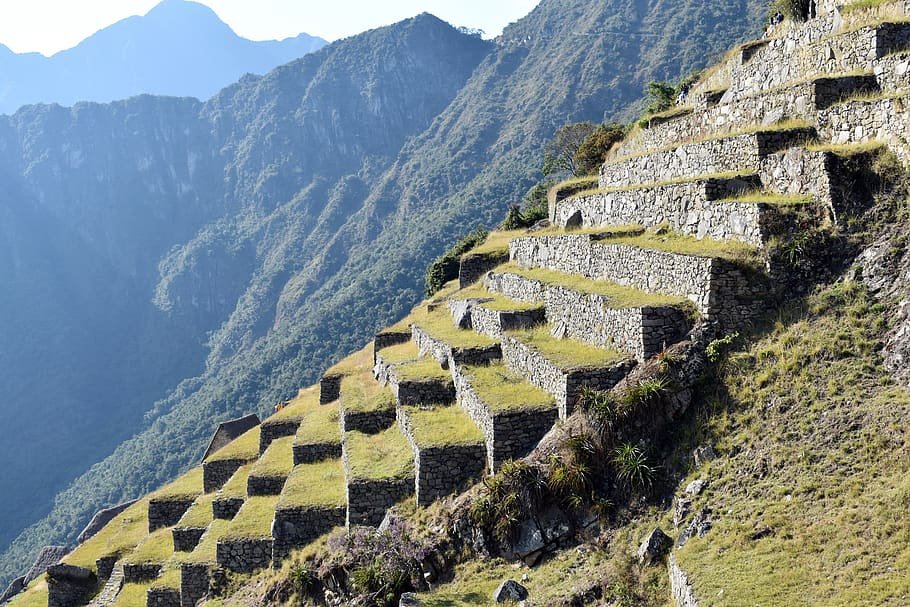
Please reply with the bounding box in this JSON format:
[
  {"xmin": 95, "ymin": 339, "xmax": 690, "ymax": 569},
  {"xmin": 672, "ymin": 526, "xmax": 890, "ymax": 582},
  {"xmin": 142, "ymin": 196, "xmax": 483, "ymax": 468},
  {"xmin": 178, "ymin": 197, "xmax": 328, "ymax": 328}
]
[{"xmin": 272, "ymin": 506, "xmax": 346, "ymax": 562}]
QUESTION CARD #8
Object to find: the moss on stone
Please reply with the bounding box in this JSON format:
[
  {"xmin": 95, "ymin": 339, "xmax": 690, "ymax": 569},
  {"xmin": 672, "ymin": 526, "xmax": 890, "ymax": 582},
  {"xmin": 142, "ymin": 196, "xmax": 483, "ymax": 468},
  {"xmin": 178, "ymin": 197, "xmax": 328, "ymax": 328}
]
[
  {"xmin": 177, "ymin": 493, "xmax": 216, "ymax": 529},
  {"xmin": 223, "ymin": 496, "xmax": 278, "ymax": 540},
  {"xmin": 295, "ymin": 404, "xmax": 341, "ymax": 446},
  {"xmin": 63, "ymin": 499, "xmax": 150, "ymax": 570},
  {"xmin": 405, "ymin": 404, "xmax": 484, "ymax": 448},
  {"xmin": 508, "ymin": 326, "xmax": 627, "ymax": 370},
  {"xmin": 463, "ymin": 364, "xmax": 556, "ymax": 413},
  {"xmin": 277, "ymin": 460, "xmax": 346, "ymax": 510},
  {"xmin": 250, "ymin": 437, "xmax": 294, "ymax": 478},
  {"xmin": 205, "ymin": 426, "xmax": 260, "ymax": 463},
  {"xmin": 345, "ymin": 428, "xmax": 415, "ymax": 481}
]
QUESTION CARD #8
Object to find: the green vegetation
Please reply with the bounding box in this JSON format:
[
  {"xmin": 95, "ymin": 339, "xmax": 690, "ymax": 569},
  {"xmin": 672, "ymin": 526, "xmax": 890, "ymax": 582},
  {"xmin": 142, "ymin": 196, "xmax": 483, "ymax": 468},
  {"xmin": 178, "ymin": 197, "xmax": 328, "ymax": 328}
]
[
  {"xmin": 394, "ymin": 357, "xmax": 450, "ymax": 383},
  {"xmin": 5, "ymin": 580, "xmax": 48, "ymax": 607},
  {"xmin": 410, "ymin": 305, "xmax": 497, "ymax": 350},
  {"xmin": 183, "ymin": 519, "xmax": 232, "ymax": 564},
  {"xmin": 462, "ymin": 230, "xmax": 522, "ymax": 257},
  {"xmin": 151, "ymin": 467, "xmax": 204, "ymax": 502},
  {"xmin": 508, "ymin": 326, "xmax": 627, "ymax": 370},
  {"xmin": 643, "ymin": 81, "xmax": 677, "ymax": 116},
  {"xmin": 295, "ymin": 404, "xmax": 341, "ymax": 447},
  {"xmin": 496, "ymin": 263, "xmax": 689, "ymax": 309},
  {"xmin": 405, "ymin": 405, "xmax": 484, "ymax": 447},
  {"xmin": 224, "ymin": 496, "xmax": 279, "ymax": 540},
  {"xmin": 678, "ymin": 282, "xmax": 910, "ymax": 605},
  {"xmin": 574, "ymin": 123, "xmax": 627, "ymax": 175},
  {"xmin": 463, "ymin": 364, "xmax": 556, "ymax": 413},
  {"xmin": 455, "ymin": 284, "xmax": 543, "ymax": 313},
  {"xmin": 277, "ymin": 461, "xmax": 346, "ymax": 509},
  {"xmin": 113, "ymin": 583, "xmax": 152, "ymax": 607},
  {"xmin": 218, "ymin": 465, "xmax": 252, "ymax": 499},
  {"xmin": 325, "ymin": 344, "xmax": 374, "ymax": 379},
  {"xmin": 250, "ymin": 437, "xmax": 294, "ymax": 478},
  {"xmin": 345, "ymin": 428, "xmax": 415, "ymax": 481},
  {"xmin": 377, "ymin": 341, "xmax": 420, "ymax": 365},
  {"xmin": 152, "ymin": 564, "xmax": 182, "ymax": 590},
  {"xmin": 126, "ymin": 528, "xmax": 174, "ymax": 565},
  {"xmin": 341, "ymin": 371, "xmax": 397, "ymax": 414},
  {"xmin": 177, "ymin": 493, "xmax": 216, "ymax": 530},
  {"xmin": 63, "ymin": 499, "xmax": 150, "ymax": 570},
  {"xmin": 596, "ymin": 226, "xmax": 761, "ymax": 265},
  {"xmin": 719, "ymin": 191, "xmax": 814, "ymax": 205},
  {"xmin": 424, "ymin": 228, "xmax": 489, "ymax": 297},
  {"xmin": 205, "ymin": 427, "xmax": 260, "ymax": 463},
  {"xmin": 267, "ymin": 386, "xmax": 320, "ymax": 422},
  {"xmin": 543, "ymin": 122, "xmax": 599, "ymax": 178}
]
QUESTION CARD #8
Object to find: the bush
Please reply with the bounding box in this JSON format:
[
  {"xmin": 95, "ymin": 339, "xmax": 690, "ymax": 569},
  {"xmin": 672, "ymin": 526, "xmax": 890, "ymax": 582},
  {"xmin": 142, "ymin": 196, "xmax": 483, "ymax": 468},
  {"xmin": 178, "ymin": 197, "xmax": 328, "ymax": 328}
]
[
  {"xmin": 543, "ymin": 122, "xmax": 598, "ymax": 177},
  {"xmin": 643, "ymin": 81, "xmax": 676, "ymax": 116},
  {"xmin": 574, "ymin": 123, "xmax": 626, "ymax": 175},
  {"xmin": 424, "ymin": 227, "xmax": 489, "ymax": 296}
]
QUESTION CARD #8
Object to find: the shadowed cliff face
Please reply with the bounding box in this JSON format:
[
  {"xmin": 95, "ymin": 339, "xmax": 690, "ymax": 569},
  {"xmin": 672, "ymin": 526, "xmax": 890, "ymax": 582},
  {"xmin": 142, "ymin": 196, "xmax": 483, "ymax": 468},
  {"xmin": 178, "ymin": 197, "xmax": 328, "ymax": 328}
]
[{"xmin": 0, "ymin": 1, "xmax": 768, "ymax": 584}]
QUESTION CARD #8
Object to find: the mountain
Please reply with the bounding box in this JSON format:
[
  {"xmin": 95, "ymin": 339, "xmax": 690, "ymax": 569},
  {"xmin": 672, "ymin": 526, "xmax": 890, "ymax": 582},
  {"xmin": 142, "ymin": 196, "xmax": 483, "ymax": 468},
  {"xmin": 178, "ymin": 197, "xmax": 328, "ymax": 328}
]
[
  {"xmin": 0, "ymin": 0, "xmax": 768, "ymax": 586},
  {"xmin": 0, "ymin": 0, "xmax": 326, "ymax": 114}
]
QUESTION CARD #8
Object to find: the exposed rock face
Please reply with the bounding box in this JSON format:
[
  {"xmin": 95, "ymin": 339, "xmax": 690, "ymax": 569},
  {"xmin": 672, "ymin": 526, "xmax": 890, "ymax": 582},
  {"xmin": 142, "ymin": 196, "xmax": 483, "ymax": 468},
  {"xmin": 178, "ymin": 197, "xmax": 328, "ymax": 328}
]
[
  {"xmin": 638, "ymin": 528, "xmax": 673, "ymax": 565},
  {"xmin": 493, "ymin": 580, "xmax": 529, "ymax": 603},
  {"xmin": 669, "ymin": 555, "xmax": 701, "ymax": 607}
]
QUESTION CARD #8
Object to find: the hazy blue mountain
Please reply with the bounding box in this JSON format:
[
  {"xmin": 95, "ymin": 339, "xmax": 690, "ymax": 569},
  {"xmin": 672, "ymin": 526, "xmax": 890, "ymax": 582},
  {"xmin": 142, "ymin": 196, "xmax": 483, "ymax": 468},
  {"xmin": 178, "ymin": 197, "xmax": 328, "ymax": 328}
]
[
  {"xmin": 0, "ymin": 0, "xmax": 326, "ymax": 114},
  {"xmin": 0, "ymin": 0, "xmax": 768, "ymax": 585}
]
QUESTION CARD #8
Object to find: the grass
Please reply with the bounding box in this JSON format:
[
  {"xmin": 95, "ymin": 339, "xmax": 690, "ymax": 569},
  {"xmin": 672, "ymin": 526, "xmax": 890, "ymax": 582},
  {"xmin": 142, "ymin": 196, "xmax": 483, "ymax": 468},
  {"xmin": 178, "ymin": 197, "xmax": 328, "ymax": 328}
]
[
  {"xmin": 5, "ymin": 579, "xmax": 48, "ymax": 607},
  {"xmin": 345, "ymin": 428, "xmax": 415, "ymax": 481},
  {"xmin": 595, "ymin": 226, "xmax": 760, "ymax": 264},
  {"xmin": 410, "ymin": 302, "xmax": 498, "ymax": 350},
  {"xmin": 151, "ymin": 467, "xmax": 204, "ymax": 502},
  {"xmin": 205, "ymin": 426, "xmax": 260, "ymax": 463},
  {"xmin": 113, "ymin": 583, "xmax": 152, "ymax": 607},
  {"xmin": 405, "ymin": 404, "xmax": 484, "ymax": 447},
  {"xmin": 377, "ymin": 340, "xmax": 420, "ymax": 365},
  {"xmin": 395, "ymin": 357, "xmax": 451, "ymax": 382},
  {"xmin": 677, "ymin": 282, "xmax": 910, "ymax": 605},
  {"xmin": 566, "ymin": 171, "xmax": 755, "ymax": 201},
  {"xmin": 126, "ymin": 528, "xmax": 174, "ymax": 565},
  {"xmin": 463, "ymin": 230, "xmax": 525, "ymax": 257},
  {"xmin": 295, "ymin": 403, "xmax": 341, "ymax": 446},
  {"xmin": 341, "ymin": 370, "xmax": 397, "ymax": 414},
  {"xmin": 277, "ymin": 460, "xmax": 346, "ymax": 509},
  {"xmin": 494, "ymin": 263, "xmax": 689, "ymax": 309},
  {"xmin": 63, "ymin": 498, "xmax": 150, "ymax": 570},
  {"xmin": 454, "ymin": 284, "xmax": 544, "ymax": 313},
  {"xmin": 177, "ymin": 493, "xmax": 216, "ymax": 529},
  {"xmin": 807, "ymin": 140, "xmax": 887, "ymax": 156},
  {"xmin": 223, "ymin": 496, "xmax": 279, "ymax": 540},
  {"xmin": 267, "ymin": 385, "xmax": 320, "ymax": 422},
  {"xmin": 250, "ymin": 437, "xmax": 294, "ymax": 478},
  {"xmin": 462, "ymin": 364, "xmax": 556, "ymax": 413},
  {"xmin": 508, "ymin": 325, "xmax": 627, "ymax": 370},
  {"xmin": 183, "ymin": 519, "xmax": 231, "ymax": 564},
  {"xmin": 325, "ymin": 343, "xmax": 374, "ymax": 378},
  {"xmin": 718, "ymin": 191, "xmax": 814, "ymax": 205},
  {"xmin": 151, "ymin": 564, "xmax": 182, "ymax": 590},
  {"xmin": 218, "ymin": 464, "xmax": 252, "ymax": 499}
]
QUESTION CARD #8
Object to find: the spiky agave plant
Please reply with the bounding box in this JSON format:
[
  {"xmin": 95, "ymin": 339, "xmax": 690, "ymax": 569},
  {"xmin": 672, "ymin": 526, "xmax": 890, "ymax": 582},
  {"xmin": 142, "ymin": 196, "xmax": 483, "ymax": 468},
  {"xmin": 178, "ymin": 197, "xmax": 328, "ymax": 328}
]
[{"xmin": 612, "ymin": 443, "xmax": 656, "ymax": 492}]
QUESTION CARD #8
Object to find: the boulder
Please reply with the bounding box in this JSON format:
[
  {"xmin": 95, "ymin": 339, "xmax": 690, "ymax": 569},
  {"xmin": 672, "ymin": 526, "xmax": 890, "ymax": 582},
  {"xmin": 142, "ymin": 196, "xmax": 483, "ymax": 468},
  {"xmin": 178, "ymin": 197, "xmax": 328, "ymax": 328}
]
[
  {"xmin": 685, "ymin": 479, "xmax": 707, "ymax": 496},
  {"xmin": 693, "ymin": 445, "xmax": 716, "ymax": 468},
  {"xmin": 400, "ymin": 593, "xmax": 422, "ymax": 607},
  {"xmin": 510, "ymin": 508, "xmax": 571, "ymax": 562},
  {"xmin": 493, "ymin": 580, "xmax": 529, "ymax": 603},
  {"xmin": 449, "ymin": 298, "xmax": 493, "ymax": 330},
  {"xmin": 677, "ymin": 509, "xmax": 713, "ymax": 547},
  {"xmin": 637, "ymin": 528, "xmax": 672, "ymax": 565}
]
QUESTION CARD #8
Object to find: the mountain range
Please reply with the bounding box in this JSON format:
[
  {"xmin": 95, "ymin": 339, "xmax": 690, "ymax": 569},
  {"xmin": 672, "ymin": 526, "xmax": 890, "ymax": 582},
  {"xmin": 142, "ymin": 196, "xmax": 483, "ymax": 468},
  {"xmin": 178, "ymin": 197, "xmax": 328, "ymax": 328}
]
[
  {"xmin": 0, "ymin": 0, "xmax": 326, "ymax": 115},
  {"xmin": 0, "ymin": 0, "xmax": 767, "ymax": 585}
]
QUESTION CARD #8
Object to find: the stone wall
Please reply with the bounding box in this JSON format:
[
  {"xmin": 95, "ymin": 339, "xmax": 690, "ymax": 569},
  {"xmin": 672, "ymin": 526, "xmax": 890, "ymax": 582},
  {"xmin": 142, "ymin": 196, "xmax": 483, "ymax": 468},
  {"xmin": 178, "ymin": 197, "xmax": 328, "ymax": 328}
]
[
  {"xmin": 469, "ymin": 304, "xmax": 546, "ymax": 339},
  {"xmin": 272, "ymin": 506, "xmax": 346, "ymax": 562},
  {"xmin": 180, "ymin": 564, "xmax": 211, "ymax": 607},
  {"xmin": 213, "ymin": 497, "xmax": 244, "ymax": 520},
  {"xmin": 500, "ymin": 335, "xmax": 636, "ymax": 419},
  {"xmin": 669, "ymin": 555, "xmax": 701, "ymax": 607},
  {"xmin": 874, "ymin": 50, "xmax": 910, "ymax": 93},
  {"xmin": 147, "ymin": 587, "xmax": 181, "ymax": 607},
  {"xmin": 451, "ymin": 366, "xmax": 559, "ymax": 472},
  {"xmin": 148, "ymin": 499, "xmax": 194, "ymax": 532},
  {"xmin": 340, "ymin": 408, "xmax": 397, "ymax": 435},
  {"xmin": 459, "ymin": 251, "xmax": 510, "ymax": 289},
  {"xmin": 173, "ymin": 528, "xmax": 207, "ymax": 553},
  {"xmin": 46, "ymin": 564, "xmax": 97, "ymax": 607},
  {"xmin": 346, "ymin": 479, "xmax": 414, "ymax": 527},
  {"xmin": 259, "ymin": 420, "xmax": 300, "ymax": 454},
  {"xmin": 599, "ymin": 128, "xmax": 813, "ymax": 189},
  {"xmin": 411, "ymin": 324, "xmax": 502, "ymax": 368},
  {"xmin": 217, "ymin": 539, "xmax": 274, "ymax": 573},
  {"xmin": 485, "ymin": 271, "xmax": 691, "ymax": 361},
  {"xmin": 818, "ymin": 94, "xmax": 910, "ymax": 164},
  {"xmin": 247, "ymin": 475, "xmax": 287, "ymax": 496},
  {"xmin": 374, "ymin": 330, "xmax": 411, "ymax": 357},
  {"xmin": 391, "ymin": 375, "xmax": 456, "ymax": 407},
  {"xmin": 122, "ymin": 562, "xmax": 162, "ymax": 583},
  {"xmin": 96, "ymin": 556, "xmax": 119, "ymax": 581},
  {"xmin": 397, "ymin": 408, "xmax": 486, "ymax": 506},
  {"xmin": 320, "ymin": 374, "xmax": 342, "ymax": 405},
  {"xmin": 293, "ymin": 441, "xmax": 342, "ymax": 465},
  {"xmin": 203, "ymin": 459, "xmax": 247, "ymax": 493}
]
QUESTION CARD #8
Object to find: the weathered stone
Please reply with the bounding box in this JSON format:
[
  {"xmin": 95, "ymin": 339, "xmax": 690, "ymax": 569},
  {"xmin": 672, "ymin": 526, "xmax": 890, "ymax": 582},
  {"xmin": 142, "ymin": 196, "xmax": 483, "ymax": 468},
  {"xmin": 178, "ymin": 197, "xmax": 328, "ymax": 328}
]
[
  {"xmin": 173, "ymin": 527, "xmax": 207, "ymax": 552},
  {"xmin": 180, "ymin": 563, "xmax": 211, "ymax": 607},
  {"xmin": 259, "ymin": 419, "xmax": 301, "ymax": 454},
  {"xmin": 147, "ymin": 587, "xmax": 181, "ymax": 607},
  {"xmin": 149, "ymin": 498, "xmax": 195, "ymax": 532},
  {"xmin": 0, "ymin": 576, "xmax": 25, "ymax": 604},
  {"xmin": 272, "ymin": 505, "xmax": 346, "ymax": 563},
  {"xmin": 320, "ymin": 373, "xmax": 342, "ymax": 405},
  {"xmin": 123, "ymin": 562, "xmax": 162, "ymax": 583},
  {"xmin": 203, "ymin": 458, "xmax": 250, "ymax": 493},
  {"xmin": 693, "ymin": 445, "xmax": 717, "ymax": 468},
  {"xmin": 669, "ymin": 554, "xmax": 701, "ymax": 607},
  {"xmin": 638, "ymin": 527, "xmax": 673, "ymax": 565},
  {"xmin": 493, "ymin": 580, "xmax": 529, "ymax": 603},
  {"xmin": 213, "ymin": 497, "xmax": 244, "ymax": 520},
  {"xmin": 459, "ymin": 251, "xmax": 510, "ymax": 289},
  {"xmin": 677, "ymin": 509, "xmax": 713, "ymax": 547},
  {"xmin": 686, "ymin": 479, "xmax": 707, "ymax": 496},
  {"xmin": 46, "ymin": 564, "xmax": 97, "ymax": 607},
  {"xmin": 216, "ymin": 538, "xmax": 274, "ymax": 573},
  {"xmin": 400, "ymin": 592, "xmax": 422, "ymax": 607},
  {"xmin": 448, "ymin": 297, "xmax": 493, "ymax": 330}
]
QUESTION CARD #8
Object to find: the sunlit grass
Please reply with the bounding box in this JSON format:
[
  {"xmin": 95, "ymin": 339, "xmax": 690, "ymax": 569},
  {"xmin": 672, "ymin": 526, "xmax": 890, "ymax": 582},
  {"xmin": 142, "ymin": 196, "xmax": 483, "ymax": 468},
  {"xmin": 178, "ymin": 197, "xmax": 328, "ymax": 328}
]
[{"xmin": 345, "ymin": 428, "xmax": 414, "ymax": 481}]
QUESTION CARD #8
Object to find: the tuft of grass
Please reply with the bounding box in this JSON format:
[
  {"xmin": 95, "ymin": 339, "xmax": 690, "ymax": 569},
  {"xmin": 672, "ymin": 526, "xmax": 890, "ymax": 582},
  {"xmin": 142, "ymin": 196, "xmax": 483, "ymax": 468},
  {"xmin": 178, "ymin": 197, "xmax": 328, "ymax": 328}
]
[
  {"xmin": 126, "ymin": 528, "xmax": 174, "ymax": 565},
  {"xmin": 807, "ymin": 140, "xmax": 888, "ymax": 156},
  {"xmin": 183, "ymin": 519, "xmax": 232, "ymax": 564},
  {"xmin": 250, "ymin": 437, "xmax": 294, "ymax": 478},
  {"xmin": 223, "ymin": 496, "xmax": 279, "ymax": 540},
  {"xmin": 218, "ymin": 464, "xmax": 252, "ymax": 499},
  {"xmin": 267, "ymin": 385, "xmax": 321, "ymax": 422},
  {"xmin": 463, "ymin": 364, "xmax": 556, "ymax": 413},
  {"xmin": 277, "ymin": 460, "xmax": 346, "ymax": 510},
  {"xmin": 508, "ymin": 326, "xmax": 627, "ymax": 370},
  {"xmin": 205, "ymin": 426, "xmax": 260, "ymax": 463},
  {"xmin": 494, "ymin": 263, "xmax": 690, "ymax": 309},
  {"xmin": 176, "ymin": 493, "xmax": 216, "ymax": 530},
  {"xmin": 341, "ymin": 371, "xmax": 397, "ymax": 414},
  {"xmin": 405, "ymin": 404, "xmax": 485, "ymax": 448},
  {"xmin": 151, "ymin": 467, "xmax": 204, "ymax": 502},
  {"xmin": 345, "ymin": 428, "xmax": 415, "ymax": 481},
  {"xmin": 718, "ymin": 191, "xmax": 814, "ymax": 205},
  {"xmin": 63, "ymin": 499, "xmax": 150, "ymax": 570},
  {"xmin": 295, "ymin": 403, "xmax": 341, "ymax": 446}
]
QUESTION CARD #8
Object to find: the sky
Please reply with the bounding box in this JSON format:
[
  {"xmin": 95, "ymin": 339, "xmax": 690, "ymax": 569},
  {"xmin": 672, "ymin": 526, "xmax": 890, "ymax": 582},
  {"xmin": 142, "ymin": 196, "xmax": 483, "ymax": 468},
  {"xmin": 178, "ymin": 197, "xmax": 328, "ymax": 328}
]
[{"xmin": 0, "ymin": 0, "xmax": 541, "ymax": 56}]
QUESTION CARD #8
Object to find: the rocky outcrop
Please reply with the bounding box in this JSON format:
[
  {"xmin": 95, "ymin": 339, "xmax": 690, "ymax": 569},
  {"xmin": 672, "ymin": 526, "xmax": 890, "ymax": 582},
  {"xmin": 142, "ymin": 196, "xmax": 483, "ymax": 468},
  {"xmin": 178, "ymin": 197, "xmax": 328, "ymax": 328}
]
[{"xmin": 669, "ymin": 555, "xmax": 701, "ymax": 607}]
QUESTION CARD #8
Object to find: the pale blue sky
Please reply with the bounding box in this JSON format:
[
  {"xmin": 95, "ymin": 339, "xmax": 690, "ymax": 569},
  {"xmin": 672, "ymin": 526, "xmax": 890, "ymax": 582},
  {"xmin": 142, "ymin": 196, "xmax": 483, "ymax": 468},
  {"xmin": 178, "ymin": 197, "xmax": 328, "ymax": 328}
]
[{"xmin": 0, "ymin": 0, "xmax": 541, "ymax": 56}]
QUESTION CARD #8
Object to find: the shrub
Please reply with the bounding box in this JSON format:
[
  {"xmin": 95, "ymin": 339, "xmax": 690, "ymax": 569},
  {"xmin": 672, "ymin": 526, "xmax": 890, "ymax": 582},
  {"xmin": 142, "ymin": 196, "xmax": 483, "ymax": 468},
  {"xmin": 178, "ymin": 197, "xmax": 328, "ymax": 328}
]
[
  {"xmin": 612, "ymin": 443, "xmax": 656, "ymax": 491},
  {"xmin": 771, "ymin": 0, "xmax": 813, "ymax": 21},
  {"xmin": 424, "ymin": 227, "xmax": 489, "ymax": 296},
  {"xmin": 543, "ymin": 122, "xmax": 598, "ymax": 177},
  {"xmin": 643, "ymin": 81, "xmax": 676, "ymax": 116},
  {"xmin": 574, "ymin": 123, "xmax": 627, "ymax": 176}
]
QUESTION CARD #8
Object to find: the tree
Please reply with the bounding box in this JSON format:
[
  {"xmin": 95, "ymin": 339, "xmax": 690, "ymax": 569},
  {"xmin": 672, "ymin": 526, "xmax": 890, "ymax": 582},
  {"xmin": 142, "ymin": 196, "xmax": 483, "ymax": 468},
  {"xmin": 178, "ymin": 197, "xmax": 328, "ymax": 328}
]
[
  {"xmin": 644, "ymin": 81, "xmax": 676, "ymax": 116},
  {"xmin": 573, "ymin": 123, "xmax": 626, "ymax": 176},
  {"xmin": 543, "ymin": 122, "xmax": 598, "ymax": 177}
]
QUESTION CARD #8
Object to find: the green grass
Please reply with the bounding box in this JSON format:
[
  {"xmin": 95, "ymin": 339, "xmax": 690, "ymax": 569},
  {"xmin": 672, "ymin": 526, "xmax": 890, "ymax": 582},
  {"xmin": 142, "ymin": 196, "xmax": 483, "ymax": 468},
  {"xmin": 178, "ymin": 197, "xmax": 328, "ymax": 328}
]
[
  {"xmin": 566, "ymin": 171, "xmax": 755, "ymax": 200},
  {"xmin": 463, "ymin": 230, "xmax": 524, "ymax": 257},
  {"xmin": 718, "ymin": 191, "xmax": 813, "ymax": 205},
  {"xmin": 596, "ymin": 226, "xmax": 761, "ymax": 264},
  {"xmin": 345, "ymin": 428, "xmax": 415, "ymax": 481},
  {"xmin": 151, "ymin": 564, "xmax": 182, "ymax": 590},
  {"xmin": 454, "ymin": 284, "xmax": 544, "ymax": 313},
  {"xmin": 114, "ymin": 583, "xmax": 152, "ymax": 607},
  {"xmin": 405, "ymin": 404, "xmax": 484, "ymax": 447},
  {"xmin": 223, "ymin": 496, "xmax": 279, "ymax": 540},
  {"xmin": 126, "ymin": 528, "xmax": 174, "ymax": 565},
  {"xmin": 183, "ymin": 519, "xmax": 231, "ymax": 564},
  {"xmin": 277, "ymin": 460, "xmax": 346, "ymax": 509},
  {"xmin": 495, "ymin": 263, "xmax": 689, "ymax": 309},
  {"xmin": 807, "ymin": 140, "xmax": 887, "ymax": 157},
  {"xmin": 177, "ymin": 493, "xmax": 216, "ymax": 529},
  {"xmin": 63, "ymin": 498, "xmax": 150, "ymax": 570},
  {"xmin": 341, "ymin": 371, "xmax": 397, "ymax": 414},
  {"xmin": 205, "ymin": 426, "xmax": 260, "ymax": 463},
  {"xmin": 267, "ymin": 385, "xmax": 320, "ymax": 421},
  {"xmin": 508, "ymin": 325, "xmax": 627, "ymax": 370},
  {"xmin": 394, "ymin": 357, "xmax": 451, "ymax": 382},
  {"xmin": 411, "ymin": 304, "xmax": 497, "ymax": 350},
  {"xmin": 377, "ymin": 340, "xmax": 420, "ymax": 365},
  {"xmin": 5, "ymin": 580, "xmax": 48, "ymax": 607},
  {"xmin": 325, "ymin": 343, "xmax": 374, "ymax": 378},
  {"xmin": 151, "ymin": 467, "xmax": 204, "ymax": 502},
  {"xmin": 250, "ymin": 437, "xmax": 294, "ymax": 478},
  {"xmin": 295, "ymin": 403, "xmax": 341, "ymax": 446},
  {"xmin": 218, "ymin": 464, "xmax": 252, "ymax": 499},
  {"xmin": 462, "ymin": 364, "xmax": 556, "ymax": 413},
  {"xmin": 677, "ymin": 282, "xmax": 910, "ymax": 605}
]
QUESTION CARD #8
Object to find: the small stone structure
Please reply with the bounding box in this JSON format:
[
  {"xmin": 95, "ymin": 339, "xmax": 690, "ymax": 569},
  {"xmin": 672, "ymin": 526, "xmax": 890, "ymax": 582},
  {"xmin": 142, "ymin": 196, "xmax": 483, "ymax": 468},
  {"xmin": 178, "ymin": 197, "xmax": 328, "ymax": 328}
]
[
  {"xmin": 122, "ymin": 562, "xmax": 162, "ymax": 583},
  {"xmin": 259, "ymin": 420, "xmax": 300, "ymax": 454},
  {"xmin": 374, "ymin": 330, "xmax": 412, "ymax": 356},
  {"xmin": 200, "ymin": 414, "xmax": 260, "ymax": 462},
  {"xmin": 146, "ymin": 587, "xmax": 180, "ymax": 607},
  {"xmin": 203, "ymin": 459, "xmax": 249, "ymax": 493},
  {"xmin": 272, "ymin": 505, "xmax": 346, "ymax": 562},
  {"xmin": 172, "ymin": 527, "xmax": 207, "ymax": 552},
  {"xmin": 212, "ymin": 497, "xmax": 244, "ymax": 520},
  {"xmin": 246, "ymin": 474, "xmax": 288, "ymax": 496},
  {"xmin": 319, "ymin": 374, "xmax": 342, "ymax": 404},
  {"xmin": 46, "ymin": 564, "xmax": 97, "ymax": 607},
  {"xmin": 77, "ymin": 500, "xmax": 138, "ymax": 544},
  {"xmin": 346, "ymin": 478, "xmax": 415, "ymax": 527},
  {"xmin": 180, "ymin": 563, "xmax": 211, "ymax": 607},
  {"xmin": 95, "ymin": 556, "xmax": 119, "ymax": 582},
  {"xmin": 148, "ymin": 499, "xmax": 194, "ymax": 532},
  {"xmin": 819, "ymin": 93, "xmax": 910, "ymax": 164},
  {"xmin": 217, "ymin": 539, "xmax": 274, "ymax": 573},
  {"xmin": 412, "ymin": 324, "xmax": 502, "ymax": 368},
  {"xmin": 464, "ymin": 302, "xmax": 546, "ymax": 339},
  {"xmin": 293, "ymin": 441, "xmax": 342, "ymax": 465}
]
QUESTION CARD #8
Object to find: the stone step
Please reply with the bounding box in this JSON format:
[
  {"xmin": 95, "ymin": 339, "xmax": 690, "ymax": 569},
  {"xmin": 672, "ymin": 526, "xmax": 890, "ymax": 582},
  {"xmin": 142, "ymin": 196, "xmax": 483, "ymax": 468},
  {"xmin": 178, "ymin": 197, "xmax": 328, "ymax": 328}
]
[
  {"xmin": 446, "ymin": 290, "xmax": 546, "ymax": 339},
  {"xmin": 216, "ymin": 496, "xmax": 278, "ymax": 573},
  {"xmin": 500, "ymin": 327, "xmax": 636, "ymax": 419},
  {"xmin": 485, "ymin": 265, "xmax": 693, "ymax": 361},
  {"xmin": 452, "ymin": 363, "xmax": 559, "ymax": 472},
  {"xmin": 409, "ymin": 304, "xmax": 502, "ymax": 368},
  {"xmin": 342, "ymin": 427, "xmax": 415, "ymax": 527},
  {"xmin": 247, "ymin": 437, "xmax": 294, "ymax": 496},
  {"xmin": 396, "ymin": 404, "xmax": 487, "ymax": 506},
  {"xmin": 508, "ymin": 231, "xmax": 762, "ymax": 327},
  {"xmin": 599, "ymin": 125, "xmax": 816, "ymax": 189},
  {"xmin": 319, "ymin": 344, "xmax": 373, "ymax": 404},
  {"xmin": 212, "ymin": 465, "xmax": 250, "ymax": 520},
  {"xmin": 272, "ymin": 460, "xmax": 346, "ymax": 563},
  {"xmin": 293, "ymin": 401, "xmax": 342, "ymax": 465},
  {"xmin": 374, "ymin": 341, "xmax": 456, "ymax": 407},
  {"xmin": 173, "ymin": 493, "xmax": 216, "ymax": 553},
  {"xmin": 148, "ymin": 469, "xmax": 204, "ymax": 533},
  {"xmin": 259, "ymin": 387, "xmax": 320, "ymax": 454},
  {"xmin": 202, "ymin": 426, "xmax": 260, "ymax": 493},
  {"xmin": 339, "ymin": 369, "xmax": 397, "ymax": 434}
]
